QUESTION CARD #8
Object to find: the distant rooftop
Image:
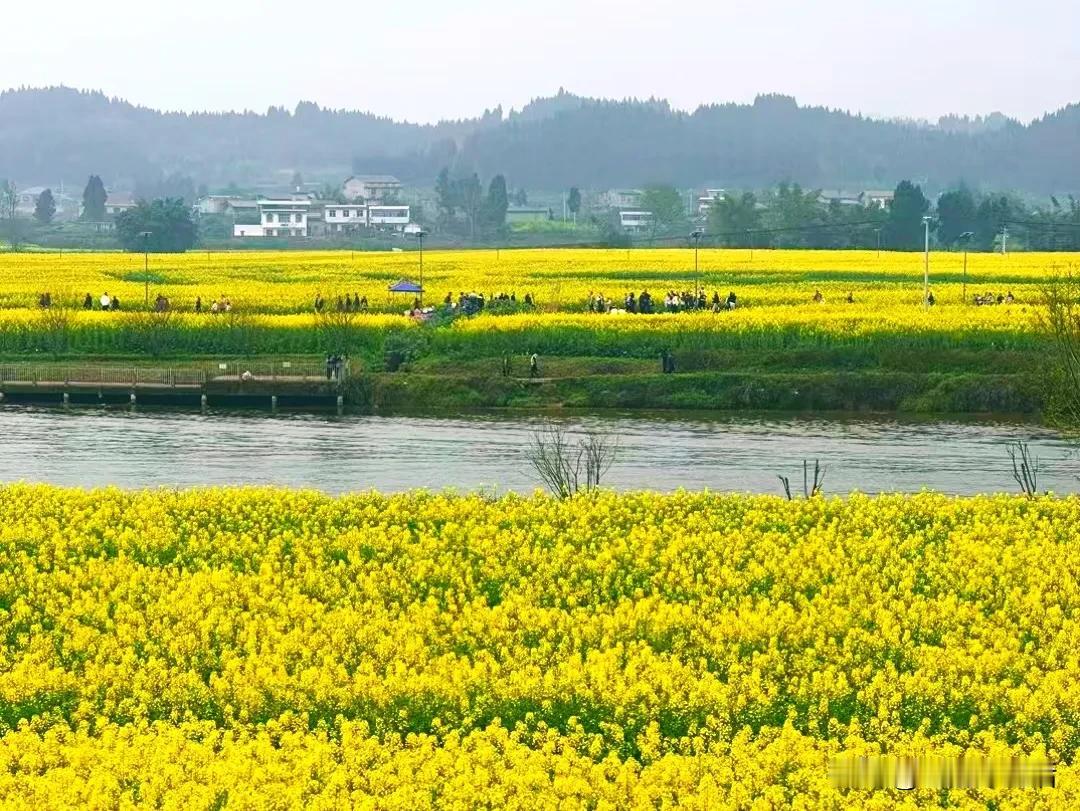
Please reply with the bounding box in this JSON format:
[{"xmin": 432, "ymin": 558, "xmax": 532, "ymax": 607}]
[
  {"xmin": 105, "ymin": 191, "xmax": 136, "ymax": 207},
  {"xmin": 345, "ymin": 175, "xmax": 401, "ymax": 184}
]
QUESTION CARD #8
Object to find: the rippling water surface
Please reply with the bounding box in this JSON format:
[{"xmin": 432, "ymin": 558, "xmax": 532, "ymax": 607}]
[{"xmin": 1, "ymin": 407, "xmax": 1076, "ymax": 495}]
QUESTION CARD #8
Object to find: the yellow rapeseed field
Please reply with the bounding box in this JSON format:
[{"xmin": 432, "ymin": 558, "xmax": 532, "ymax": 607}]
[
  {"xmin": 0, "ymin": 248, "xmax": 1073, "ymax": 315},
  {"xmin": 0, "ymin": 484, "xmax": 1077, "ymax": 807},
  {"xmin": 0, "ymin": 248, "xmax": 1068, "ymax": 358}
]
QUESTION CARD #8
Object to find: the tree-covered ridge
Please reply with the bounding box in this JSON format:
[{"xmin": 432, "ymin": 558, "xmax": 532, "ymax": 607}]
[{"xmin": 1, "ymin": 86, "xmax": 1078, "ymax": 193}]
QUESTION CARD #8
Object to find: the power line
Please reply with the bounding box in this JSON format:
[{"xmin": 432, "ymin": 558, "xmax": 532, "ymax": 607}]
[
  {"xmin": 412, "ymin": 218, "xmax": 890, "ymax": 254},
  {"xmin": 1004, "ymin": 218, "xmax": 1080, "ymax": 230}
]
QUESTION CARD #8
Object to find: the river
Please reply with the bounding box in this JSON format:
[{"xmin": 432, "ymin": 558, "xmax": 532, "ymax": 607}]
[{"xmin": 1, "ymin": 406, "xmax": 1076, "ymax": 495}]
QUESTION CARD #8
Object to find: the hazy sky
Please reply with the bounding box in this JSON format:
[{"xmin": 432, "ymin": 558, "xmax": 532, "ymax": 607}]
[{"xmin": 5, "ymin": 0, "xmax": 1078, "ymax": 123}]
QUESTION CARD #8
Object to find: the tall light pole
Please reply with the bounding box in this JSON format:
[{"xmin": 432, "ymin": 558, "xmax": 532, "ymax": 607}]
[
  {"xmin": 959, "ymin": 231, "xmax": 974, "ymax": 303},
  {"xmin": 922, "ymin": 216, "xmax": 931, "ymax": 309},
  {"xmin": 690, "ymin": 228, "xmax": 703, "ymax": 295},
  {"xmin": 414, "ymin": 228, "xmax": 427, "ymax": 305},
  {"xmin": 139, "ymin": 231, "xmax": 153, "ymax": 306}
]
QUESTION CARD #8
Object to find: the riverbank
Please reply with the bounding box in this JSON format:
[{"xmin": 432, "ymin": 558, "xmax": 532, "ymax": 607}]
[
  {"xmin": 0, "ymin": 358, "xmax": 1041, "ymax": 414},
  {"xmin": 0, "ymin": 353, "xmax": 1042, "ymax": 415}
]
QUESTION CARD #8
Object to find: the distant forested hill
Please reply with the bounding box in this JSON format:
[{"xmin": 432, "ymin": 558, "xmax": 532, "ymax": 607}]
[{"xmin": 1, "ymin": 86, "xmax": 1077, "ymax": 194}]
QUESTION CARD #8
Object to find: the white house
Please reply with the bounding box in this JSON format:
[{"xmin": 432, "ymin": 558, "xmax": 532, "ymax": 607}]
[
  {"xmin": 342, "ymin": 175, "xmax": 402, "ymax": 203},
  {"xmin": 697, "ymin": 188, "xmax": 725, "ymax": 217},
  {"xmin": 862, "ymin": 190, "xmax": 895, "ymax": 209},
  {"xmin": 619, "ymin": 210, "xmax": 654, "ymax": 233},
  {"xmin": 14, "ymin": 186, "xmax": 77, "ymax": 220},
  {"xmin": 261, "ymin": 199, "xmax": 310, "ymax": 237},
  {"xmin": 324, "ymin": 204, "xmax": 368, "ymax": 233},
  {"xmin": 104, "ymin": 192, "xmax": 138, "ymax": 217},
  {"xmin": 231, "ymin": 198, "xmax": 311, "ymax": 238},
  {"xmin": 196, "ymin": 195, "xmax": 250, "ymax": 215},
  {"xmin": 600, "ymin": 189, "xmax": 643, "ymax": 210},
  {"xmin": 368, "ymin": 204, "xmax": 411, "ymax": 231},
  {"xmin": 818, "ymin": 189, "xmax": 894, "ymax": 209}
]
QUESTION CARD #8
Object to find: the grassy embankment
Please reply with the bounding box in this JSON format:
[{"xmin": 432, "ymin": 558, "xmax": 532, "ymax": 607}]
[{"xmin": 0, "ymin": 313, "xmax": 1045, "ymax": 414}]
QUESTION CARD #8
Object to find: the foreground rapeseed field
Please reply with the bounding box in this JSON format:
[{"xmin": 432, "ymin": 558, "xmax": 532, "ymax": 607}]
[{"xmin": 0, "ymin": 485, "xmax": 1077, "ymax": 807}]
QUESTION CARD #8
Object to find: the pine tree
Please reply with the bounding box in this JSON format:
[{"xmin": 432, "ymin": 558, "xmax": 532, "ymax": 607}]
[
  {"xmin": 567, "ymin": 187, "xmax": 581, "ymax": 223},
  {"xmin": 483, "ymin": 175, "xmax": 509, "ymax": 230},
  {"xmin": 34, "ymin": 188, "xmax": 56, "ymax": 225},
  {"xmin": 884, "ymin": 181, "xmax": 930, "ymax": 251},
  {"xmin": 82, "ymin": 175, "xmax": 107, "ymax": 221}
]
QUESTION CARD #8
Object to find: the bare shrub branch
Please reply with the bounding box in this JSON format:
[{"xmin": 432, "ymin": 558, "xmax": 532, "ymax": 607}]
[
  {"xmin": 1007, "ymin": 441, "xmax": 1040, "ymax": 499},
  {"xmin": 527, "ymin": 424, "xmax": 618, "ymax": 498}
]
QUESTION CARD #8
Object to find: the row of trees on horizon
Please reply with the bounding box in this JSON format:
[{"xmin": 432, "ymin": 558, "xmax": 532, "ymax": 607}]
[{"xmin": 3, "ymin": 172, "xmax": 1080, "ymax": 253}]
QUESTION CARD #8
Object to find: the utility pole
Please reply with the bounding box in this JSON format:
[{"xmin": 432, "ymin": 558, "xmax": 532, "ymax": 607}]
[
  {"xmin": 1001, "ymin": 225, "xmax": 1008, "ymax": 255},
  {"xmin": 416, "ymin": 229, "xmax": 426, "ymax": 305},
  {"xmin": 922, "ymin": 216, "xmax": 931, "ymax": 309},
  {"xmin": 690, "ymin": 229, "xmax": 703, "ymax": 296},
  {"xmin": 139, "ymin": 231, "xmax": 153, "ymax": 306},
  {"xmin": 959, "ymin": 231, "xmax": 974, "ymax": 303}
]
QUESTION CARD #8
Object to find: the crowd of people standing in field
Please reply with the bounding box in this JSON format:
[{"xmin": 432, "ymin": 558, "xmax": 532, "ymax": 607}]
[
  {"xmin": 974, "ymin": 290, "xmax": 1016, "ymax": 305},
  {"xmin": 588, "ymin": 289, "xmax": 738, "ymax": 314},
  {"xmin": 314, "ymin": 293, "xmax": 368, "ymax": 313},
  {"xmin": 436, "ymin": 290, "xmax": 536, "ymax": 317},
  {"xmin": 29, "ymin": 285, "xmax": 1020, "ymax": 319}
]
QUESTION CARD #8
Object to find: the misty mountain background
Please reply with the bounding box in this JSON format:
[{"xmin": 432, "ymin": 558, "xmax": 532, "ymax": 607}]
[{"xmin": 1, "ymin": 86, "xmax": 1078, "ymax": 194}]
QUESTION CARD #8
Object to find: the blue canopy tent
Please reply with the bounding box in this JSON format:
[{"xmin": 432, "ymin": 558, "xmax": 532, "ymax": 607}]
[
  {"xmin": 388, "ymin": 279, "xmax": 423, "ymax": 295},
  {"xmin": 389, "ymin": 279, "xmax": 424, "ymax": 314}
]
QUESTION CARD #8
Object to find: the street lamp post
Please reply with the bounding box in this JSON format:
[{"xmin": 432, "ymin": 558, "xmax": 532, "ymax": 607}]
[
  {"xmin": 922, "ymin": 216, "xmax": 932, "ymax": 309},
  {"xmin": 414, "ymin": 228, "xmax": 427, "ymax": 305},
  {"xmin": 139, "ymin": 231, "xmax": 153, "ymax": 306},
  {"xmin": 690, "ymin": 229, "xmax": 703, "ymax": 296},
  {"xmin": 959, "ymin": 231, "xmax": 974, "ymax": 303}
]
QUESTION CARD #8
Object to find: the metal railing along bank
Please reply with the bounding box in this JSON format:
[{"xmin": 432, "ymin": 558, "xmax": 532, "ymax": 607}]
[{"xmin": 0, "ymin": 361, "xmax": 347, "ymax": 387}]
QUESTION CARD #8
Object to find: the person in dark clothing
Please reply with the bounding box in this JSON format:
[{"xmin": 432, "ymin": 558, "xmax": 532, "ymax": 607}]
[
  {"xmin": 727, "ymin": 291, "xmax": 737, "ymax": 310},
  {"xmin": 325, "ymin": 355, "xmax": 333, "ymax": 380},
  {"xmin": 502, "ymin": 353, "xmax": 512, "ymax": 377},
  {"xmin": 112, "ymin": 296, "xmax": 120, "ymax": 311},
  {"xmin": 195, "ymin": 296, "xmax": 203, "ymax": 313},
  {"xmin": 83, "ymin": 293, "xmax": 93, "ymax": 310},
  {"xmin": 927, "ymin": 291, "xmax": 936, "ymax": 306},
  {"xmin": 529, "ymin": 353, "xmax": 539, "ymax": 379},
  {"xmin": 639, "ymin": 290, "xmax": 653, "ymax": 314}
]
